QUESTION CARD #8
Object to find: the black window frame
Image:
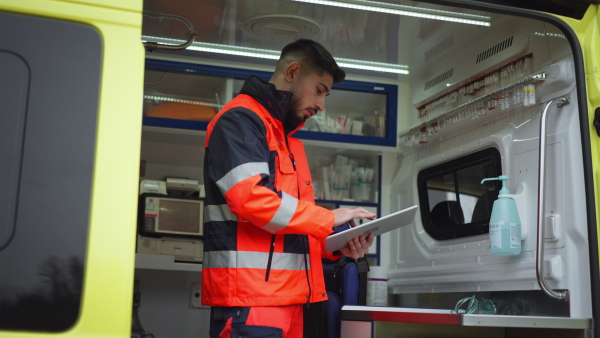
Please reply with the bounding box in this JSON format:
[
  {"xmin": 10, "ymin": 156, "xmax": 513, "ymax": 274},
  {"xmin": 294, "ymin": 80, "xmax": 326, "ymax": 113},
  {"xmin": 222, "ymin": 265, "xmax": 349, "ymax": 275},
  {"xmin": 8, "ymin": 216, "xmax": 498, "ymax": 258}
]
[{"xmin": 417, "ymin": 147, "xmax": 502, "ymax": 240}]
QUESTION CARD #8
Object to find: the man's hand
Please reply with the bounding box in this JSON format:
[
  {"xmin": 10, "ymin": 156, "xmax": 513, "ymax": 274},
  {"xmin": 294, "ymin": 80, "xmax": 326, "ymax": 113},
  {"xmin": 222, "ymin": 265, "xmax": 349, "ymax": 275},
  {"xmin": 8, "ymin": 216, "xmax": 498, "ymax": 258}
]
[
  {"xmin": 331, "ymin": 207, "xmax": 376, "ymax": 259},
  {"xmin": 332, "ymin": 207, "xmax": 376, "ymax": 227},
  {"xmin": 339, "ymin": 233, "xmax": 375, "ymax": 259}
]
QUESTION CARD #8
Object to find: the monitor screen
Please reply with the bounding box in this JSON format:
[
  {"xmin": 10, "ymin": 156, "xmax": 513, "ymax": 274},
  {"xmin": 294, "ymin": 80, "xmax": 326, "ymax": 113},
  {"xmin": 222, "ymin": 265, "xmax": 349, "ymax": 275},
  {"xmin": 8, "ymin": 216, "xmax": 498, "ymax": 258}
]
[{"xmin": 157, "ymin": 199, "xmax": 202, "ymax": 235}]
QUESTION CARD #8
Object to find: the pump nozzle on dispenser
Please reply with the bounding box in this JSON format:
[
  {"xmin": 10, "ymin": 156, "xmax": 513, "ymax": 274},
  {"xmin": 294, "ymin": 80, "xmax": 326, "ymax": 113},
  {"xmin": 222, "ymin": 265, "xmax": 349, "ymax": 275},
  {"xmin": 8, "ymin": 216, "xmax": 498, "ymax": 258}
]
[
  {"xmin": 481, "ymin": 175, "xmax": 522, "ymax": 255},
  {"xmin": 481, "ymin": 175, "xmax": 510, "ymax": 195}
]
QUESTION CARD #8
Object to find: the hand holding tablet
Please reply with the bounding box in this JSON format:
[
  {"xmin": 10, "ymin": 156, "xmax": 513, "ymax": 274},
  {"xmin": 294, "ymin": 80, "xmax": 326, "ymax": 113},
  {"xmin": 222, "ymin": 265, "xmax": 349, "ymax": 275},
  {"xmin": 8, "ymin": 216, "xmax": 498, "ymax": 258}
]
[{"xmin": 325, "ymin": 205, "xmax": 419, "ymax": 253}]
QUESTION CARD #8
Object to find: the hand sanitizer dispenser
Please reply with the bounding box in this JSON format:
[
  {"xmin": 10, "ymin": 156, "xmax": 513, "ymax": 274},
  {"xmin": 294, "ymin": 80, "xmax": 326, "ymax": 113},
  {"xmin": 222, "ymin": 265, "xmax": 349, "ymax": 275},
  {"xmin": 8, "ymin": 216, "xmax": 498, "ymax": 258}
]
[{"xmin": 481, "ymin": 175, "xmax": 521, "ymax": 255}]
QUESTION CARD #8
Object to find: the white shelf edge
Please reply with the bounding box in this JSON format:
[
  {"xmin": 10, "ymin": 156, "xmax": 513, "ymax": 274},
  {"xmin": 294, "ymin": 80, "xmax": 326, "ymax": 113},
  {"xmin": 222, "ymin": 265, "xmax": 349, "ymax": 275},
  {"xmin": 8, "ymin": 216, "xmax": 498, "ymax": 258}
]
[
  {"xmin": 142, "ymin": 125, "xmax": 402, "ymax": 154},
  {"xmin": 135, "ymin": 253, "xmax": 202, "ymax": 272},
  {"xmin": 142, "ymin": 125, "xmax": 207, "ymax": 136}
]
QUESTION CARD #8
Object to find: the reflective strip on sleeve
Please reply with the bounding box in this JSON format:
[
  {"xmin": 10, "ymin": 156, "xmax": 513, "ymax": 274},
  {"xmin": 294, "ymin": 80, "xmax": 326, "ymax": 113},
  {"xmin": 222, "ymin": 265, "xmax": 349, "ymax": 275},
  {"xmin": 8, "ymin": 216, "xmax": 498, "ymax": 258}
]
[
  {"xmin": 272, "ymin": 251, "xmax": 308, "ymax": 270},
  {"xmin": 203, "ymin": 250, "xmax": 237, "ymax": 269},
  {"xmin": 205, "ymin": 204, "xmax": 238, "ymax": 222},
  {"xmin": 216, "ymin": 162, "xmax": 269, "ymax": 193},
  {"xmin": 261, "ymin": 191, "xmax": 298, "ymax": 233},
  {"xmin": 203, "ymin": 250, "xmax": 308, "ymax": 270}
]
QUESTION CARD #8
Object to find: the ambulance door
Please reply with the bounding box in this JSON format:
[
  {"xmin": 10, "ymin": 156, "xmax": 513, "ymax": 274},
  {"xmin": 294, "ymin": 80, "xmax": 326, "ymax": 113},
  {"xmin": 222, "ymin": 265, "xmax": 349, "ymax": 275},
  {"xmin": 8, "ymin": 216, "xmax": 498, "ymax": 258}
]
[{"xmin": 0, "ymin": 1, "xmax": 144, "ymax": 337}]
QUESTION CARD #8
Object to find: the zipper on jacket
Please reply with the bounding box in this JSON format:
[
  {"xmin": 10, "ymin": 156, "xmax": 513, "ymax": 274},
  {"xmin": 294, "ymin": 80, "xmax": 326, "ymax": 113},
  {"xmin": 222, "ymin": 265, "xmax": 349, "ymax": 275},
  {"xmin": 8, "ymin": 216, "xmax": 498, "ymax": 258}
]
[
  {"xmin": 265, "ymin": 234, "xmax": 276, "ymax": 281},
  {"xmin": 303, "ymin": 235, "xmax": 312, "ymax": 306},
  {"xmin": 285, "ymin": 133, "xmax": 296, "ymax": 171},
  {"xmin": 289, "ymin": 151, "xmax": 297, "ymax": 171}
]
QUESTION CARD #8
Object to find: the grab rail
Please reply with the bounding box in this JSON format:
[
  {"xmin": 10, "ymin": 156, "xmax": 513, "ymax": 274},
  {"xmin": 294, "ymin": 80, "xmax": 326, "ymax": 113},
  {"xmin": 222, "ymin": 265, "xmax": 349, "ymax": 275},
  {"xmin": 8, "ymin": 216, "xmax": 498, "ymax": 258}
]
[
  {"xmin": 536, "ymin": 95, "xmax": 570, "ymax": 301},
  {"xmin": 143, "ymin": 11, "xmax": 198, "ymax": 51}
]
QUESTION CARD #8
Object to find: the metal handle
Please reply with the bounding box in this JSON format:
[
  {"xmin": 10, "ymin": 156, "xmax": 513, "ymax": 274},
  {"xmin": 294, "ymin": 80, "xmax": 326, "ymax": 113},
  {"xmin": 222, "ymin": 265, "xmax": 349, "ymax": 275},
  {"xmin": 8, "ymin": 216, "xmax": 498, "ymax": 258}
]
[
  {"xmin": 143, "ymin": 11, "xmax": 198, "ymax": 51},
  {"xmin": 536, "ymin": 95, "xmax": 569, "ymax": 301}
]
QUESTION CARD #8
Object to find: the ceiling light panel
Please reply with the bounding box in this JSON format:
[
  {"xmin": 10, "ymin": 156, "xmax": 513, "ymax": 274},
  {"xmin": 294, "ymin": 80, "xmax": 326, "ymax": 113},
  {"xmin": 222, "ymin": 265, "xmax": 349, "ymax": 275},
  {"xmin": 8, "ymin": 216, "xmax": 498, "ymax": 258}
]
[
  {"xmin": 290, "ymin": 0, "xmax": 491, "ymax": 26},
  {"xmin": 142, "ymin": 36, "xmax": 410, "ymax": 75}
]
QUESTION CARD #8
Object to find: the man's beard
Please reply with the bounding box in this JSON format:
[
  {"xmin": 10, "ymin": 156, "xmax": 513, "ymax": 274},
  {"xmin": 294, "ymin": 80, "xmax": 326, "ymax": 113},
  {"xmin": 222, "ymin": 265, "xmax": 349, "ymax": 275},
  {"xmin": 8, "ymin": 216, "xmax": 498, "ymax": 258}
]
[{"xmin": 283, "ymin": 92, "xmax": 305, "ymax": 131}]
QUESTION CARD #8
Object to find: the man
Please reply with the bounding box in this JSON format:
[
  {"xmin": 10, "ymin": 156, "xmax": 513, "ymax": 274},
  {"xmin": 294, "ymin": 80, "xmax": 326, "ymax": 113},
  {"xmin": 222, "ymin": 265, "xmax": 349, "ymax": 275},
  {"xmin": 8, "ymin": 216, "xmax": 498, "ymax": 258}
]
[{"xmin": 202, "ymin": 38, "xmax": 376, "ymax": 338}]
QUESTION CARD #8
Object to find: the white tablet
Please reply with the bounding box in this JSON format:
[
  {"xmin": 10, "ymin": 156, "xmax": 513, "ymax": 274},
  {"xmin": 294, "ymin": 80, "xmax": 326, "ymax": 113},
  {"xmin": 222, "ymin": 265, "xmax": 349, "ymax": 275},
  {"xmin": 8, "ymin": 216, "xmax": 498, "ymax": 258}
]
[{"xmin": 325, "ymin": 205, "xmax": 419, "ymax": 253}]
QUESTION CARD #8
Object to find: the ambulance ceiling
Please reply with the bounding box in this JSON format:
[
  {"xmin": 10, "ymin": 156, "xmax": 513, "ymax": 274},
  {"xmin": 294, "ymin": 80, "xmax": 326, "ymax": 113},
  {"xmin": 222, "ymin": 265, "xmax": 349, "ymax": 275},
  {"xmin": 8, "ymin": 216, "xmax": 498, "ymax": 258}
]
[{"xmin": 141, "ymin": 0, "xmax": 510, "ymax": 79}]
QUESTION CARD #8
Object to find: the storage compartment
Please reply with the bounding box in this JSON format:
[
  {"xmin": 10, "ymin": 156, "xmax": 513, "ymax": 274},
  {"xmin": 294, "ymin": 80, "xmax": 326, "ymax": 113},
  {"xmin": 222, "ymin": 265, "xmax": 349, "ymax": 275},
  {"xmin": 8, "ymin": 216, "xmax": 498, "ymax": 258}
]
[{"xmin": 135, "ymin": 0, "xmax": 596, "ymax": 336}]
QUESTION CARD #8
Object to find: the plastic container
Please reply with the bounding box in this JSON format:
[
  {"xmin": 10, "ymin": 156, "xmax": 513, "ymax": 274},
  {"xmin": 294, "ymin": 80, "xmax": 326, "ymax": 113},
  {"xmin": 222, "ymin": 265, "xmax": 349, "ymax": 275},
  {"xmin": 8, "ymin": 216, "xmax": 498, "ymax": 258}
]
[
  {"xmin": 481, "ymin": 175, "xmax": 522, "ymax": 256},
  {"xmin": 366, "ymin": 266, "xmax": 388, "ymax": 306}
]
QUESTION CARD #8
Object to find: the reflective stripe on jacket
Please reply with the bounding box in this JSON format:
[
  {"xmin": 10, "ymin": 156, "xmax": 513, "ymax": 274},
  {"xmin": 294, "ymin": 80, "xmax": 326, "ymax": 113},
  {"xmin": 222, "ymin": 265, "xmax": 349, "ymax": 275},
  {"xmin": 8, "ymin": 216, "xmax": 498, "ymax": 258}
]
[{"xmin": 201, "ymin": 76, "xmax": 337, "ymax": 307}]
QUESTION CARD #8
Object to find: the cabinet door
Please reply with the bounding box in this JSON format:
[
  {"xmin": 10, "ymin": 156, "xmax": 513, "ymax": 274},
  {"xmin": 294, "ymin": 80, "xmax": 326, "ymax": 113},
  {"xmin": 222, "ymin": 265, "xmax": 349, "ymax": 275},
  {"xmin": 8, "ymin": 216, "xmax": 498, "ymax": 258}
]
[
  {"xmin": 143, "ymin": 65, "xmax": 228, "ymax": 130},
  {"xmin": 144, "ymin": 59, "xmax": 397, "ymax": 147},
  {"xmin": 298, "ymin": 82, "xmax": 397, "ymax": 147},
  {"xmin": 230, "ymin": 77, "xmax": 398, "ymax": 146},
  {"xmin": 305, "ymin": 147, "xmax": 380, "ymax": 204}
]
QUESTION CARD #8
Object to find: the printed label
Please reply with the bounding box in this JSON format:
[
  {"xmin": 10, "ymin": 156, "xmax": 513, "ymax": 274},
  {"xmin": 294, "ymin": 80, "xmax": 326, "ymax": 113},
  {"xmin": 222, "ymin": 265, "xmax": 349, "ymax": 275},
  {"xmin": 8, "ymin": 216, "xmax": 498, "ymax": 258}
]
[
  {"xmin": 510, "ymin": 223, "xmax": 521, "ymax": 248},
  {"xmin": 489, "ymin": 222, "xmax": 502, "ymax": 249}
]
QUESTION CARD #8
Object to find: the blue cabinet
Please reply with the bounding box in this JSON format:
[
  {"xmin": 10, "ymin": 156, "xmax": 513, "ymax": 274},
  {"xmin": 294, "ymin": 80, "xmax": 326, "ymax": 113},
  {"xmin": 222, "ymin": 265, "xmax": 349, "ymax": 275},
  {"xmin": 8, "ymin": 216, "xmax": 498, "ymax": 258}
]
[
  {"xmin": 143, "ymin": 59, "xmax": 397, "ymax": 147},
  {"xmin": 142, "ymin": 59, "xmax": 395, "ymax": 264}
]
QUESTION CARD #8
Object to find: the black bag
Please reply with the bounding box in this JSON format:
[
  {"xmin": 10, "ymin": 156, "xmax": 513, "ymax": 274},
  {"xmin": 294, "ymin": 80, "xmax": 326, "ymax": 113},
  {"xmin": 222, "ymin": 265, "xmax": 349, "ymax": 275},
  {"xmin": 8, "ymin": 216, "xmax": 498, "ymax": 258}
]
[{"xmin": 303, "ymin": 257, "xmax": 369, "ymax": 338}]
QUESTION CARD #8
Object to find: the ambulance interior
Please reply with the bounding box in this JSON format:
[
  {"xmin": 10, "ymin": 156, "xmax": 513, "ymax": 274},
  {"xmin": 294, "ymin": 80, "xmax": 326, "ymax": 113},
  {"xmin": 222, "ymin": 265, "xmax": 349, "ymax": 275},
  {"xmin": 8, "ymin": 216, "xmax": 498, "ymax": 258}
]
[{"xmin": 137, "ymin": 0, "xmax": 592, "ymax": 336}]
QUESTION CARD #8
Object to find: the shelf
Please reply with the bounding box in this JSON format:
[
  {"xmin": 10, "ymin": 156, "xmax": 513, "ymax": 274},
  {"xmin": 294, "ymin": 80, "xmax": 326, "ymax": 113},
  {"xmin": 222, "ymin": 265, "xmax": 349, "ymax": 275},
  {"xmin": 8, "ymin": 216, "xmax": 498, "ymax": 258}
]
[
  {"xmin": 142, "ymin": 121, "xmax": 398, "ymax": 154},
  {"xmin": 135, "ymin": 253, "xmax": 202, "ymax": 272},
  {"xmin": 341, "ymin": 305, "xmax": 591, "ymax": 329},
  {"xmin": 302, "ymin": 137, "xmax": 400, "ymax": 153},
  {"xmin": 400, "ymin": 72, "xmax": 547, "ymax": 148},
  {"xmin": 140, "ymin": 59, "xmax": 388, "ymax": 265},
  {"xmin": 316, "ymin": 199, "xmax": 379, "ymax": 207},
  {"xmin": 143, "ymin": 116, "xmax": 209, "ymax": 133},
  {"xmin": 142, "ymin": 124, "xmax": 206, "ymax": 144},
  {"xmin": 426, "ymin": 72, "xmax": 546, "ymax": 125},
  {"xmin": 143, "ymin": 59, "xmax": 398, "ymax": 148}
]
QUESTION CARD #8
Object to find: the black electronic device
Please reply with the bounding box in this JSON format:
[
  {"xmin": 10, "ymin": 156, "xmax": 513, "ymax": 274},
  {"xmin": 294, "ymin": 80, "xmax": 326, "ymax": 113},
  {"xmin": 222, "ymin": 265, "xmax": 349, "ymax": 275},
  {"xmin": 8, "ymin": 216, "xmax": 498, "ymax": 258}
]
[{"xmin": 137, "ymin": 193, "xmax": 204, "ymax": 239}]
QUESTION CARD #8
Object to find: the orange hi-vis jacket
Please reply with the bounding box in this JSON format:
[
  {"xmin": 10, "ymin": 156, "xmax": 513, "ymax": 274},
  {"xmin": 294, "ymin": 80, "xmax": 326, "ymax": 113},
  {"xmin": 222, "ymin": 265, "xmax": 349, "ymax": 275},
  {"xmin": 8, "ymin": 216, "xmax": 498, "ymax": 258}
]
[{"xmin": 202, "ymin": 76, "xmax": 338, "ymax": 307}]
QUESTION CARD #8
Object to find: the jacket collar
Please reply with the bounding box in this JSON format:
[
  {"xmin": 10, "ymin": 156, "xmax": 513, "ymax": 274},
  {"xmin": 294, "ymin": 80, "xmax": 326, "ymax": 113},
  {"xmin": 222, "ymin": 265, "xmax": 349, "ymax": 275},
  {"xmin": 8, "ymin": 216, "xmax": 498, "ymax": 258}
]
[{"xmin": 239, "ymin": 75, "xmax": 292, "ymax": 124}]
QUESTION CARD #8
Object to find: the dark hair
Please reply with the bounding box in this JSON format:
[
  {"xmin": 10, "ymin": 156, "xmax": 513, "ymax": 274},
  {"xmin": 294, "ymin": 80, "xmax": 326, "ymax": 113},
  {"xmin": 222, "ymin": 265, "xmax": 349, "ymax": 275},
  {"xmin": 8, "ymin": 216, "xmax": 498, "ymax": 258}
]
[{"xmin": 277, "ymin": 39, "xmax": 346, "ymax": 83}]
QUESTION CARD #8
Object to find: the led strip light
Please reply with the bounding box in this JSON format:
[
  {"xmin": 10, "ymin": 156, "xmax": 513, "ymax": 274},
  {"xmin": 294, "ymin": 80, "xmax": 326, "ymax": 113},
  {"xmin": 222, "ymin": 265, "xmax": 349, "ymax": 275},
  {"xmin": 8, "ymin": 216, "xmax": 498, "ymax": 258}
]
[
  {"xmin": 290, "ymin": 0, "xmax": 491, "ymax": 26},
  {"xmin": 142, "ymin": 36, "xmax": 410, "ymax": 75},
  {"xmin": 143, "ymin": 94, "xmax": 220, "ymax": 107}
]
